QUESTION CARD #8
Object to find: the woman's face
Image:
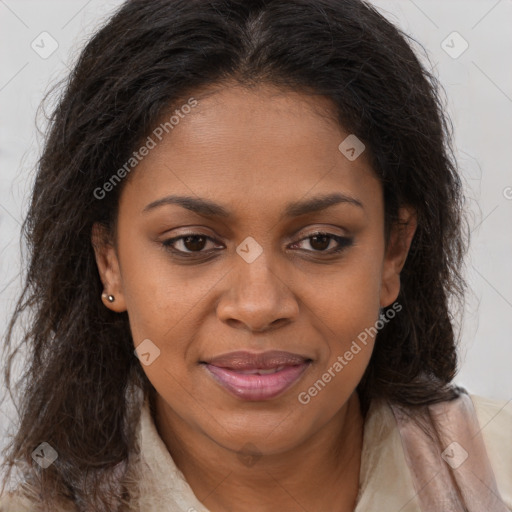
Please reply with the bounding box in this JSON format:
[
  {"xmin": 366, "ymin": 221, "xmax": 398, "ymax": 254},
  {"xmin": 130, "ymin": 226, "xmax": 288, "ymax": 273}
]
[{"xmin": 94, "ymin": 83, "xmax": 415, "ymax": 456}]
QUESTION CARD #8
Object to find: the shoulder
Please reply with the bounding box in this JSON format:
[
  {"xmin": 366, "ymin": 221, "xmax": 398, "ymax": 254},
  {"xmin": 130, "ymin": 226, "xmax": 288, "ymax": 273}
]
[
  {"xmin": 374, "ymin": 391, "xmax": 512, "ymax": 510},
  {"xmin": 469, "ymin": 393, "xmax": 512, "ymax": 504},
  {"xmin": 470, "ymin": 393, "xmax": 512, "ymax": 436},
  {"xmin": 0, "ymin": 492, "xmax": 76, "ymax": 512},
  {"xmin": 0, "ymin": 493, "xmax": 34, "ymax": 512},
  {"xmin": 470, "ymin": 393, "xmax": 512, "ymax": 430}
]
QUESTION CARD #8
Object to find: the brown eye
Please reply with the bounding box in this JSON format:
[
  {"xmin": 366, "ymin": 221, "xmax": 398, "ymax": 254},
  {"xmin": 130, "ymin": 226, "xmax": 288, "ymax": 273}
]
[
  {"xmin": 181, "ymin": 235, "xmax": 207, "ymax": 252},
  {"xmin": 309, "ymin": 234, "xmax": 331, "ymax": 251},
  {"xmin": 162, "ymin": 234, "xmax": 221, "ymax": 254},
  {"xmin": 291, "ymin": 232, "xmax": 353, "ymax": 254}
]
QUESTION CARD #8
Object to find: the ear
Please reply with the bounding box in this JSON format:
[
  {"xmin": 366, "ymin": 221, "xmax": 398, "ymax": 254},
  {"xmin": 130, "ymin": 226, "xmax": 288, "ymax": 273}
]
[
  {"xmin": 380, "ymin": 207, "xmax": 417, "ymax": 308},
  {"xmin": 91, "ymin": 223, "xmax": 127, "ymax": 313}
]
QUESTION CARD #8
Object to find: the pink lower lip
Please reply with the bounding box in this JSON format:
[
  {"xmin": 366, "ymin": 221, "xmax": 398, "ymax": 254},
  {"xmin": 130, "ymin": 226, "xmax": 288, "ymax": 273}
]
[{"xmin": 204, "ymin": 363, "xmax": 310, "ymax": 401}]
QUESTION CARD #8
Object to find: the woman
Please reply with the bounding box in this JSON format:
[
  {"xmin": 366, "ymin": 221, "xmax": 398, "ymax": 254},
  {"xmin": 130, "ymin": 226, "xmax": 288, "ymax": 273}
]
[{"xmin": 1, "ymin": 0, "xmax": 510, "ymax": 511}]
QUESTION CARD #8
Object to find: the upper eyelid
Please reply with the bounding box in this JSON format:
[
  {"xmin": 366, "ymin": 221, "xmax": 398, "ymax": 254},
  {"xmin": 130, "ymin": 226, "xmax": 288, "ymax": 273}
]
[
  {"xmin": 163, "ymin": 231, "xmax": 350, "ymax": 251},
  {"xmin": 164, "ymin": 230, "xmax": 346, "ymax": 241}
]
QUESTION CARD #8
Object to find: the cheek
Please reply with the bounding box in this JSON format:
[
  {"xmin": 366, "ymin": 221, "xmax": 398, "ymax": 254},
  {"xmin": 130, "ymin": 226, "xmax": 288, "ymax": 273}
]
[
  {"xmin": 299, "ymin": 290, "xmax": 379, "ymax": 419},
  {"xmin": 118, "ymin": 239, "xmax": 214, "ymax": 340},
  {"xmin": 299, "ymin": 245, "xmax": 383, "ymax": 407},
  {"xmin": 315, "ymin": 243, "xmax": 383, "ymax": 339},
  {"xmin": 118, "ymin": 245, "xmax": 226, "ymax": 398}
]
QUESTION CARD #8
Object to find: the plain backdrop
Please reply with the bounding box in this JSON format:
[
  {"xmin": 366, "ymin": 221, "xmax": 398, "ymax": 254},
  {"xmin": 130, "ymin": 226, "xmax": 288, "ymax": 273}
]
[{"xmin": 1, "ymin": 0, "xmax": 511, "ymax": 453}]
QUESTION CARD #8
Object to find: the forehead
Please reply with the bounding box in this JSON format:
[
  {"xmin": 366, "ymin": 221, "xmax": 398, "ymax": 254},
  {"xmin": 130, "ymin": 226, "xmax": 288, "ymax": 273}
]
[
  {"xmin": 146, "ymin": 84, "xmax": 347, "ymax": 170},
  {"xmin": 121, "ymin": 83, "xmax": 381, "ymax": 221}
]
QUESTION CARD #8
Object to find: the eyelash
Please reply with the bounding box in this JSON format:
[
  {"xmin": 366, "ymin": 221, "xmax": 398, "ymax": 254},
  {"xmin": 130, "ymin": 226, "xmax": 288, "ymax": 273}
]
[{"xmin": 161, "ymin": 232, "xmax": 353, "ymax": 257}]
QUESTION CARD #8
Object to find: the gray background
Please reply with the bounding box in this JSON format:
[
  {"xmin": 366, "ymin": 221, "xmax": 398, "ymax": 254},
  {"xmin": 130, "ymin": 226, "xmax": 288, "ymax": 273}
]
[{"xmin": 1, "ymin": 0, "xmax": 511, "ymax": 451}]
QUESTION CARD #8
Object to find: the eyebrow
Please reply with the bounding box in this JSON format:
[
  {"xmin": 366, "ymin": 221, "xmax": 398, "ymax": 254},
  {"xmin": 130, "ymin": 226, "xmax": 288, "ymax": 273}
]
[{"xmin": 143, "ymin": 192, "xmax": 363, "ymax": 218}]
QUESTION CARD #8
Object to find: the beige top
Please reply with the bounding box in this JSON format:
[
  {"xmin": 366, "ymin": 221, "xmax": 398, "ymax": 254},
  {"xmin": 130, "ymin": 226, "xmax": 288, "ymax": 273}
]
[{"xmin": 1, "ymin": 393, "xmax": 511, "ymax": 511}]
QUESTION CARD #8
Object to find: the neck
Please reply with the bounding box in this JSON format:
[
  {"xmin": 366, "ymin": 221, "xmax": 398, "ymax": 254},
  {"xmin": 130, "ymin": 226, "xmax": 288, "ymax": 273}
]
[{"xmin": 154, "ymin": 391, "xmax": 364, "ymax": 512}]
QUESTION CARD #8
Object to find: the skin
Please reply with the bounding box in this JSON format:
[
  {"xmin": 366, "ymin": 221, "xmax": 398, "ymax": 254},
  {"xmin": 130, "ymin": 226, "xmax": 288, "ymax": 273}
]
[{"xmin": 93, "ymin": 83, "xmax": 416, "ymax": 512}]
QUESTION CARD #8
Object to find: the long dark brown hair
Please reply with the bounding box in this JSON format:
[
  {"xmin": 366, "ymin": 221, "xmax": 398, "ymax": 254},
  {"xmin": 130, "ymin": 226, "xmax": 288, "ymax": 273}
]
[{"xmin": 1, "ymin": 0, "xmax": 468, "ymax": 509}]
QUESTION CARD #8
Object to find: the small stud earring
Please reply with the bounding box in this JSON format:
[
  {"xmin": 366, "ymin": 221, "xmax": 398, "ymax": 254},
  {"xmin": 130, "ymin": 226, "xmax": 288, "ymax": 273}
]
[{"xmin": 102, "ymin": 292, "xmax": 115, "ymax": 303}]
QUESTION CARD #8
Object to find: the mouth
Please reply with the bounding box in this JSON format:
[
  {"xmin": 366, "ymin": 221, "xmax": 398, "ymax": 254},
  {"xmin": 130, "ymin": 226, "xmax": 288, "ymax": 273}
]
[{"xmin": 200, "ymin": 350, "xmax": 313, "ymax": 401}]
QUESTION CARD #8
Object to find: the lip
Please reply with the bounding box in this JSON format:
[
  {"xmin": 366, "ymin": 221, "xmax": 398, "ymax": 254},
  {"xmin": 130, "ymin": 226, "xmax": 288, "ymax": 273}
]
[{"xmin": 201, "ymin": 350, "xmax": 312, "ymax": 401}]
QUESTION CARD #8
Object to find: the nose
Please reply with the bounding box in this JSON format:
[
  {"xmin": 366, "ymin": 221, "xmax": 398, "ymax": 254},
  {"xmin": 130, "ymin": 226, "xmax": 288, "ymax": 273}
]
[{"xmin": 216, "ymin": 250, "xmax": 299, "ymax": 333}]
